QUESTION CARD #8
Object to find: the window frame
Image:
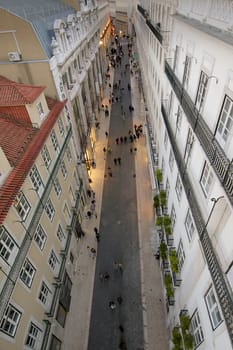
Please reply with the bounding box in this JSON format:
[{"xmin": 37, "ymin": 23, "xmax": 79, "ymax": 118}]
[
  {"xmin": 14, "ymin": 191, "xmax": 31, "ymax": 221},
  {"xmin": 48, "ymin": 249, "xmax": 60, "ymax": 272},
  {"xmin": 29, "ymin": 165, "xmax": 44, "ymax": 194},
  {"xmin": 36, "ymin": 102, "xmax": 45, "ymax": 120},
  {"xmin": 216, "ymin": 95, "xmax": 233, "ymax": 145},
  {"xmin": 205, "ymin": 286, "xmax": 222, "ymax": 330},
  {"xmin": 195, "ymin": 71, "xmax": 208, "ymax": 112},
  {"xmin": 177, "ymin": 239, "xmax": 185, "ymax": 271},
  {"xmin": 53, "ymin": 178, "xmax": 62, "ymax": 198},
  {"xmin": 0, "ymin": 226, "xmax": 18, "ymax": 264},
  {"xmin": 175, "ymin": 174, "xmax": 183, "ymax": 201},
  {"xmin": 200, "ymin": 161, "xmax": 214, "ymax": 197},
  {"xmin": 0, "ymin": 303, "xmax": 21, "ymax": 337},
  {"xmin": 38, "ymin": 281, "xmax": 52, "ymax": 307},
  {"xmin": 185, "ymin": 209, "xmax": 195, "ymax": 241},
  {"xmin": 191, "ymin": 309, "xmax": 204, "ymax": 347},
  {"xmin": 168, "ymin": 149, "xmax": 174, "ymax": 171},
  {"xmin": 20, "ymin": 258, "xmax": 36, "ymax": 288},
  {"xmin": 50, "ymin": 130, "xmax": 60, "ymax": 154},
  {"xmin": 41, "ymin": 145, "xmax": 51, "ymax": 169},
  {"xmin": 25, "ymin": 322, "xmax": 43, "ymax": 349},
  {"xmin": 45, "ymin": 198, "xmax": 55, "ymax": 222},
  {"xmin": 60, "ymin": 160, "xmax": 67, "ymax": 179},
  {"xmin": 34, "ymin": 224, "xmax": 47, "ymax": 251}
]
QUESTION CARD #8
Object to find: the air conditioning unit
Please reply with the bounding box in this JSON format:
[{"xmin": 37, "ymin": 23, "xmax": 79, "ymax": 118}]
[{"xmin": 8, "ymin": 52, "xmax": 22, "ymax": 62}]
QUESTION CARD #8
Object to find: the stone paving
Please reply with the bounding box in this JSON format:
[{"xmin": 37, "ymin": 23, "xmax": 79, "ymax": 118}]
[{"xmin": 62, "ymin": 38, "xmax": 169, "ymax": 350}]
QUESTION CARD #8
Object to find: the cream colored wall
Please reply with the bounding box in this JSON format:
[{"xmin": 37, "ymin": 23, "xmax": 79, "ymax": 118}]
[
  {"xmin": 0, "ymin": 147, "xmax": 12, "ymax": 186},
  {"xmin": 0, "ymin": 9, "xmax": 57, "ymax": 98},
  {"xmin": 26, "ymin": 94, "xmax": 50, "ymax": 127}
]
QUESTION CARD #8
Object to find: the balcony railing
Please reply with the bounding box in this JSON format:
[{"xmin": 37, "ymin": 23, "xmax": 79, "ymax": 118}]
[
  {"xmin": 165, "ymin": 61, "xmax": 233, "ymax": 205},
  {"xmin": 137, "ymin": 4, "xmax": 163, "ymax": 44},
  {"xmin": 0, "ymin": 127, "xmax": 72, "ymax": 320},
  {"xmin": 137, "ymin": 4, "xmax": 148, "ymax": 19},
  {"xmin": 161, "ymin": 105, "xmax": 233, "ymax": 346}
]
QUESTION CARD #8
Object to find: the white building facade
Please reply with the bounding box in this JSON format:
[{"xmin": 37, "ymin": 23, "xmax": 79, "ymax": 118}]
[{"xmin": 134, "ymin": 0, "xmax": 233, "ymax": 349}]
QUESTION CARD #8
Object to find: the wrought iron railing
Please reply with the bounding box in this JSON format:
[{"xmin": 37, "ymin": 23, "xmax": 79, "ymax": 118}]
[
  {"xmin": 165, "ymin": 61, "xmax": 233, "ymax": 205},
  {"xmin": 161, "ymin": 105, "xmax": 233, "ymax": 346}
]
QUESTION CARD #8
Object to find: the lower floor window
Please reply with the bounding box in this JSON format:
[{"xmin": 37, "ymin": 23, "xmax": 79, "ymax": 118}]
[
  {"xmin": 205, "ymin": 286, "xmax": 222, "ymax": 329},
  {"xmin": 191, "ymin": 310, "xmax": 204, "ymax": 346},
  {"xmin": 0, "ymin": 304, "xmax": 21, "ymax": 337},
  {"xmin": 25, "ymin": 322, "xmax": 42, "ymax": 349}
]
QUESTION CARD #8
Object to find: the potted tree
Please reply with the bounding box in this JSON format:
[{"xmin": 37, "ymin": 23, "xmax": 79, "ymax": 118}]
[
  {"xmin": 180, "ymin": 314, "xmax": 194, "ymax": 350},
  {"xmin": 172, "ymin": 326, "xmax": 183, "ymax": 350},
  {"xmin": 164, "ymin": 273, "xmax": 174, "ymax": 305},
  {"xmin": 155, "ymin": 168, "xmax": 163, "ymax": 185}
]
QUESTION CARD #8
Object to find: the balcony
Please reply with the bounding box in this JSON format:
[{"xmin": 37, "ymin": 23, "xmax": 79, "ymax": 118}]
[
  {"xmin": 137, "ymin": 4, "xmax": 163, "ymax": 44},
  {"xmin": 165, "ymin": 61, "xmax": 233, "ymax": 205}
]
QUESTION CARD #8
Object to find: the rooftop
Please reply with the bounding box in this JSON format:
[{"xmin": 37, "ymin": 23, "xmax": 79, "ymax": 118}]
[{"xmin": 0, "ymin": 0, "xmax": 76, "ymax": 58}]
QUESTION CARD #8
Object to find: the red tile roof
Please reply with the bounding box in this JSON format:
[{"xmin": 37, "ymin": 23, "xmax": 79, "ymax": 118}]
[
  {"xmin": 0, "ymin": 76, "xmax": 45, "ymax": 106},
  {"xmin": 0, "ymin": 99, "xmax": 67, "ymax": 224}
]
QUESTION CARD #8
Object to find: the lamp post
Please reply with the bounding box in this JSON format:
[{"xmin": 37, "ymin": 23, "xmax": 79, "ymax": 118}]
[{"xmin": 200, "ymin": 196, "xmax": 224, "ymax": 240}]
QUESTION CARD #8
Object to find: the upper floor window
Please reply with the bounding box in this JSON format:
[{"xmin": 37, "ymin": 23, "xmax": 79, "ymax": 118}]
[
  {"xmin": 182, "ymin": 56, "xmax": 192, "ymax": 89},
  {"xmin": 165, "ymin": 179, "xmax": 170, "ymax": 199},
  {"xmin": 195, "ymin": 71, "xmax": 208, "ymax": 112},
  {"xmin": 25, "ymin": 322, "xmax": 42, "ymax": 349},
  {"xmin": 170, "ymin": 205, "xmax": 176, "ymax": 229},
  {"xmin": 200, "ymin": 162, "xmax": 214, "ymax": 197},
  {"xmin": 54, "ymin": 178, "xmax": 62, "ymax": 197},
  {"xmin": 0, "ymin": 304, "xmax": 21, "ymax": 337},
  {"xmin": 66, "ymin": 146, "xmax": 72, "ymax": 162},
  {"xmin": 205, "ymin": 286, "xmax": 222, "ymax": 329},
  {"xmin": 41, "ymin": 145, "xmax": 51, "ymax": 169},
  {"xmin": 185, "ymin": 209, "xmax": 195, "ymax": 241},
  {"xmin": 50, "ymin": 130, "xmax": 59, "ymax": 153},
  {"xmin": 177, "ymin": 240, "xmax": 185, "ymax": 271},
  {"xmin": 191, "ymin": 310, "xmax": 204, "ymax": 347},
  {"xmin": 0, "ymin": 226, "xmax": 18, "ymax": 264},
  {"xmin": 48, "ymin": 249, "xmax": 60, "ymax": 272},
  {"xmin": 184, "ymin": 128, "xmax": 194, "ymax": 164},
  {"xmin": 164, "ymin": 130, "xmax": 168, "ymax": 150},
  {"xmin": 216, "ymin": 95, "xmax": 233, "ymax": 146},
  {"xmin": 175, "ymin": 106, "xmax": 182, "ymax": 134},
  {"xmin": 58, "ymin": 117, "xmax": 65, "ymax": 137},
  {"xmin": 175, "ymin": 174, "xmax": 182, "ymax": 201},
  {"xmin": 60, "ymin": 160, "xmax": 67, "ymax": 179},
  {"xmin": 29, "ymin": 165, "xmax": 43, "ymax": 193},
  {"xmin": 57, "ymin": 224, "xmax": 66, "ymax": 243},
  {"xmin": 34, "ymin": 224, "xmax": 47, "ymax": 251},
  {"xmin": 45, "ymin": 199, "xmax": 55, "ymax": 222},
  {"xmin": 169, "ymin": 149, "xmax": 174, "ymax": 171},
  {"xmin": 36, "ymin": 102, "xmax": 45, "ymax": 120},
  {"xmin": 38, "ymin": 281, "xmax": 52, "ymax": 307},
  {"xmin": 20, "ymin": 258, "xmax": 36, "ymax": 288},
  {"xmin": 14, "ymin": 191, "xmax": 30, "ymax": 221}
]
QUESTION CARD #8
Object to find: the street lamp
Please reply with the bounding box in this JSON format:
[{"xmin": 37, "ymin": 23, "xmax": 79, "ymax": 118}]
[{"xmin": 200, "ymin": 196, "xmax": 224, "ymax": 240}]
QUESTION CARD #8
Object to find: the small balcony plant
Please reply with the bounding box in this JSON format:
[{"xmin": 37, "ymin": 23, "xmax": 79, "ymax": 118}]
[
  {"xmin": 159, "ymin": 242, "xmax": 167, "ymax": 261},
  {"xmin": 180, "ymin": 314, "xmax": 194, "ymax": 350},
  {"xmin": 172, "ymin": 326, "xmax": 183, "ymax": 350},
  {"xmin": 164, "ymin": 273, "xmax": 174, "ymax": 299},
  {"xmin": 169, "ymin": 249, "xmax": 179, "ymax": 274},
  {"xmin": 155, "ymin": 168, "xmax": 163, "ymax": 185}
]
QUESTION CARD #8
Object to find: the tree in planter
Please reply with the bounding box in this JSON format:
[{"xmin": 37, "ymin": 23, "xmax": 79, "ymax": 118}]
[
  {"xmin": 159, "ymin": 190, "xmax": 167, "ymax": 207},
  {"xmin": 169, "ymin": 249, "xmax": 179, "ymax": 273},
  {"xmin": 164, "ymin": 273, "xmax": 174, "ymax": 298},
  {"xmin": 163, "ymin": 215, "xmax": 172, "ymax": 235},
  {"xmin": 180, "ymin": 314, "xmax": 194, "ymax": 350},
  {"xmin": 153, "ymin": 194, "xmax": 160, "ymax": 209},
  {"xmin": 159, "ymin": 242, "xmax": 167, "ymax": 261},
  {"xmin": 156, "ymin": 168, "xmax": 163, "ymax": 185},
  {"xmin": 172, "ymin": 327, "xmax": 183, "ymax": 350},
  {"xmin": 156, "ymin": 216, "xmax": 163, "ymax": 227}
]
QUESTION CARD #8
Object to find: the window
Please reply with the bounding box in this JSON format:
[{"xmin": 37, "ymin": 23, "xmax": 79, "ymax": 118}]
[
  {"xmin": 54, "ymin": 178, "xmax": 62, "ymax": 197},
  {"xmin": 175, "ymin": 174, "xmax": 182, "ymax": 201},
  {"xmin": 58, "ymin": 117, "xmax": 65, "ymax": 137},
  {"xmin": 177, "ymin": 240, "xmax": 185, "ymax": 271},
  {"xmin": 182, "ymin": 56, "xmax": 192, "ymax": 89},
  {"xmin": 49, "ymin": 335, "xmax": 62, "ymax": 350},
  {"xmin": 195, "ymin": 71, "xmax": 208, "ymax": 112},
  {"xmin": 37, "ymin": 102, "xmax": 45, "ymax": 120},
  {"xmin": 48, "ymin": 250, "xmax": 59, "ymax": 271},
  {"xmin": 25, "ymin": 322, "xmax": 42, "ymax": 349},
  {"xmin": 0, "ymin": 304, "xmax": 21, "ymax": 337},
  {"xmin": 34, "ymin": 224, "xmax": 46, "ymax": 250},
  {"xmin": 184, "ymin": 128, "xmax": 194, "ymax": 164},
  {"xmin": 175, "ymin": 106, "xmax": 182, "ymax": 134},
  {"xmin": 191, "ymin": 310, "xmax": 204, "ymax": 347},
  {"xmin": 20, "ymin": 259, "xmax": 36, "ymax": 288},
  {"xmin": 173, "ymin": 45, "xmax": 180, "ymax": 73},
  {"xmin": 66, "ymin": 146, "xmax": 72, "ymax": 162},
  {"xmin": 170, "ymin": 205, "xmax": 176, "ymax": 229},
  {"xmin": 205, "ymin": 287, "xmax": 222, "ymax": 329},
  {"xmin": 60, "ymin": 161, "xmax": 67, "ymax": 179},
  {"xmin": 29, "ymin": 165, "xmax": 43, "ymax": 193},
  {"xmin": 50, "ymin": 130, "xmax": 59, "ymax": 153},
  {"xmin": 164, "ymin": 130, "xmax": 168, "ymax": 150},
  {"xmin": 200, "ymin": 162, "xmax": 214, "ymax": 196},
  {"xmin": 0, "ymin": 226, "xmax": 17, "ymax": 263},
  {"xmin": 169, "ymin": 149, "xmax": 174, "ymax": 171},
  {"xmin": 45, "ymin": 199, "xmax": 55, "ymax": 222},
  {"xmin": 217, "ymin": 95, "xmax": 233, "ymax": 144},
  {"xmin": 38, "ymin": 282, "xmax": 52, "ymax": 306},
  {"xmin": 70, "ymin": 252, "xmax": 74, "ymax": 264},
  {"xmin": 57, "ymin": 225, "xmax": 66, "ymax": 243},
  {"xmin": 41, "ymin": 145, "xmax": 51, "ymax": 169},
  {"xmin": 14, "ymin": 191, "xmax": 30, "ymax": 220},
  {"xmin": 185, "ymin": 209, "xmax": 195, "ymax": 241},
  {"xmin": 73, "ymin": 170, "xmax": 80, "ymax": 187}
]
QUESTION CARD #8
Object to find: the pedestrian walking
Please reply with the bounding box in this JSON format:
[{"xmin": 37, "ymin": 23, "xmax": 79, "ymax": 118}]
[
  {"xmin": 114, "ymin": 158, "xmax": 118, "ymax": 165},
  {"xmin": 94, "ymin": 227, "xmax": 98, "ymax": 234},
  {"xmin": 103, "ymin": 147, "xmax": 106, "ymax": 154},
  {"xmin": 87, "ymin": 211, "xmax": 92, "ymax": 219},
  {"xmin": 96, "ymin": 233, "xmax": 100, "ymax": 242},
  {"xmin": 118, "ymin": 157, "xmax": 121, "ymax": 165},
  {"xmin": 90, "ymin": 248, "xmax": 96, "ymax": 259},
  {"xmin": 99, "ymin": 273, "xmax": 104, "ymax": 282},
  {"xmin": 119, "ymin": 325, "xmax": 124, "ymax": 333},
  {"xmin": 116, "ymin": 137, "xmax": 119, "ymax": 144},
  {"xmin": 108, "ymin": 171, "xmax": 113, "ymax": 177},
  {"xmin": 120, "ymin": 136, "xmax": 123, "ymax": 144},
  {"xmin": 104, "ymin": 272, "xmax": 110, "ymax": 280},
  {"xmin": 109, "ymin": 301, "xmax": 116, "ymax": 310},
  {"xmin": 105, "ymin": 131, "xmax": 108, "ymax": 137},
  {"xmin": 130, "ymin": 148, "xmax": 133, "ymax": 153}
]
